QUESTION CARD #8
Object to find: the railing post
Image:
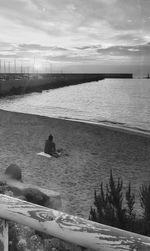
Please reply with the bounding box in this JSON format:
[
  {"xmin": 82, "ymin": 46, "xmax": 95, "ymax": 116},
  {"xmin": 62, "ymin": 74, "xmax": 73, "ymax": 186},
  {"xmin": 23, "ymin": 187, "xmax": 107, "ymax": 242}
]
[{"xmin": 0, "ymin": 219, "xmax": 8, "ymax": 251}]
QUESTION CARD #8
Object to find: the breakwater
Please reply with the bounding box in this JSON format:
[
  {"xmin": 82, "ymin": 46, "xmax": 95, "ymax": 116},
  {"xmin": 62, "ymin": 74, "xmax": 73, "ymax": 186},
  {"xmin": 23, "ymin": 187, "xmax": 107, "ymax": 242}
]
[{"xmin": 0, "ymin": 73, "xmax": 132, "ymax": 97}]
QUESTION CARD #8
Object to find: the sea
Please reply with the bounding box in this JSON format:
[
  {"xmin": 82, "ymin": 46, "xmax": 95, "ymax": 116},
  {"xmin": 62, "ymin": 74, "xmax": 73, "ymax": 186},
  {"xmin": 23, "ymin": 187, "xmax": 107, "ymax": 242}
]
[{"xmin": 0, "ymin": 78, "xmax": 150, "ymax": 134}]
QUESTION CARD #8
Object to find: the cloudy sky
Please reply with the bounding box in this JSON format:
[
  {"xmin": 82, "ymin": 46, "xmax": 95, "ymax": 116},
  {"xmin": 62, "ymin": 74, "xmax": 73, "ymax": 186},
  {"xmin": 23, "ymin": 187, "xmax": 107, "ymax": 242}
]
[{"xmin": 0, "ymin": 0, "xmax": 150, "ymax": 74}]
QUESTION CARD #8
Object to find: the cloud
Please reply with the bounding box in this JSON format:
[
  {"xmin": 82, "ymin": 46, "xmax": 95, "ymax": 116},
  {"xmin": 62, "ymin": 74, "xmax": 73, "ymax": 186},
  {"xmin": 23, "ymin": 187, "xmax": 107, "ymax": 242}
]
[
  {"xmin": 0, "ymin": 41, "xmax": 150, "ymax": 65},
  {"xmin": 0, "ymin": 0, "xmax": 149, "ymax": 46},
  {"xmin": 17, "ymin": 44, "xmax": 68, "ymax": 52},
  {"xmin": 96, "ymin": 43, "xmax": 150, "ymax": 64},
  {"xmin": 0, "ymin": 0, "xmax": 150, "ymax": 70},
  {"xmin": 113, "ymin": 33, "xmax": 146, "ymax": 46}
]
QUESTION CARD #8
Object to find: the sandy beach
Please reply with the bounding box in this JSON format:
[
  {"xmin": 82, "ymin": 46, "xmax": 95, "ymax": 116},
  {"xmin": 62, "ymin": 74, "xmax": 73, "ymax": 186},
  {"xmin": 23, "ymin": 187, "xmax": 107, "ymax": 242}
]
[{"xmin": 0, "ymin": 109, "xmax": 150, "ymax": 218}]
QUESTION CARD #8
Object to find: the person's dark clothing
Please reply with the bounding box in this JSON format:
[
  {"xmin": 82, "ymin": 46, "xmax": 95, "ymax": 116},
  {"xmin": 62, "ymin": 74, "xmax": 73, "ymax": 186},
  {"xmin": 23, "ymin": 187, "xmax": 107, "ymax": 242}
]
[{"xmin": 44, "ymin": 140, "xmax": 56, "ymax": 155}]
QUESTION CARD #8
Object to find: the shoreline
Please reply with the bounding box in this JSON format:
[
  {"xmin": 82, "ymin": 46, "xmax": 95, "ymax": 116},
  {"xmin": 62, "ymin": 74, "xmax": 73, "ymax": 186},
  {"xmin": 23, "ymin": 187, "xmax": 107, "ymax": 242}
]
[
  {"xmin": 0, "ymin": 109, "xmax": 150, "ymax": 218},
  {"xmin": 57, "ymin": 117, "xmax": 150, "ymax": 138},
  {"xmin": 1, "ymin": 107, "xmax": 150, "ymax": 139}
]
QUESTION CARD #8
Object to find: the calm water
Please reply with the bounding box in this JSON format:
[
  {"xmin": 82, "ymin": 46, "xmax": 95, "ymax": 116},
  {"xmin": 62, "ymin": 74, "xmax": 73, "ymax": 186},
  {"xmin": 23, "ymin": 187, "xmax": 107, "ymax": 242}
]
[{"xmin": 0, "ymin": 78, "xmax": 150, "ymax": 133}]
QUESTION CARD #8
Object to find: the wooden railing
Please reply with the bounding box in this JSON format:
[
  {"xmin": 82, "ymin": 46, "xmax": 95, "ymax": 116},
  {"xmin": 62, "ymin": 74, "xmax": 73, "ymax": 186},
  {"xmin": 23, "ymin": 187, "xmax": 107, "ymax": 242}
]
[{"xmin": 0, "ymin": 194, "xmax": 150, "ymax": 251}]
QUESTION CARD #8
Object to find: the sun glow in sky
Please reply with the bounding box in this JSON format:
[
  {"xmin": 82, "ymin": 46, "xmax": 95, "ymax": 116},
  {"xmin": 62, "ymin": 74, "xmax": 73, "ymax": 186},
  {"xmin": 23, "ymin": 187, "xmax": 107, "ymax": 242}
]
[{"xmin": 0, "ymin": 0, "xmax": 150, "ymax": 74}]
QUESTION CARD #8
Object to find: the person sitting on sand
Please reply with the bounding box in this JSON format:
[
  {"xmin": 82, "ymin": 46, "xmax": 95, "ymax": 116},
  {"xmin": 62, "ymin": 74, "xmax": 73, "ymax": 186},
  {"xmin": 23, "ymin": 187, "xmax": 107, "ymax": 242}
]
[{"xmin": 44, "ymin": 134, "xmax": 61, "ymax": 158}]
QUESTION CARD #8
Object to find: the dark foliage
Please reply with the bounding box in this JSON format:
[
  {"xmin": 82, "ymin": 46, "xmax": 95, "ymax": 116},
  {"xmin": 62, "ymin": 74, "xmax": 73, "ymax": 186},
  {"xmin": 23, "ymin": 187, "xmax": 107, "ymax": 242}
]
[
  {"xmin": 140, "ymin": 184, "xmax": 150, "ymax": 235},
  {"xmin": 9, "ymin": 223, "xmax": 19, "ymax": 251},
  {"xmin": 89, "ymin": 170, "xmax": 150, "ymax": 237}
]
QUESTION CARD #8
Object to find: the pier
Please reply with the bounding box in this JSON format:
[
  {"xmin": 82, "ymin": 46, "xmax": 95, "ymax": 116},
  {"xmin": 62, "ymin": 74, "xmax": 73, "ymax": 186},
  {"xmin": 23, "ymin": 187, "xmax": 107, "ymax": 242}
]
[{"xmin": 0, "ymin": 73, "xmax": 133, "ymax": 97}]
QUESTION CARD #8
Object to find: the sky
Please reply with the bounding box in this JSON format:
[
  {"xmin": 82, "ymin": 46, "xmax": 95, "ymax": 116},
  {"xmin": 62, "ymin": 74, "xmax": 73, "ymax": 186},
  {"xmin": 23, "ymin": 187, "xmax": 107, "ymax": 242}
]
[{"xmin": 0, "ymin": 0, "xmax": 150, "ymax": 74}]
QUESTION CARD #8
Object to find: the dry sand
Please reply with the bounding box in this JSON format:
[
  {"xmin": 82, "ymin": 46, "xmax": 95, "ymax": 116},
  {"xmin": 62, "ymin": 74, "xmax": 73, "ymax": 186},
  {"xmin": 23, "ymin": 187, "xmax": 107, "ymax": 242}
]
[{"xmin": 0, "ymin": 109, "xmax": 150, "ymax": 218}]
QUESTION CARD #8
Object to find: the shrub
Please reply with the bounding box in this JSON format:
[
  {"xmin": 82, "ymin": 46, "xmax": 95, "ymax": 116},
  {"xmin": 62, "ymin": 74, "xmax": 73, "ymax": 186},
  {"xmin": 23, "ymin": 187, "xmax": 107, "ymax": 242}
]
[
  {"xmin": 140, "ymin": 184, "xmax": 150, "ymax": 235},
  {"xmin": 89, "ymin": 171, "xmax": 127, "ymax": 229},
  {"xmin": 89, "ymin": 170, "xmax": 150, "ymax": 237}
]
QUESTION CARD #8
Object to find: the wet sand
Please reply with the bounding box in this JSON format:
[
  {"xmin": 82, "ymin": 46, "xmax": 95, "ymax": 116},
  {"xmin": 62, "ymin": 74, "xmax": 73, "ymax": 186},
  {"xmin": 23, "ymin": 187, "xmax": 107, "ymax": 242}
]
[{"xmin": 0, "ymin": 109, "xmax": 150, "ymax": 218}]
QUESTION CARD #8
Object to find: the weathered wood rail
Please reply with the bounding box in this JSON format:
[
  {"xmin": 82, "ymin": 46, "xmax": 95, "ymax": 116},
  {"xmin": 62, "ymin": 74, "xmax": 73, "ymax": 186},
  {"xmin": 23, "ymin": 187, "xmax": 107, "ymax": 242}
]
[{"xmin": 0, "ymin": 195, "xmax": 150, "ymax": 251}]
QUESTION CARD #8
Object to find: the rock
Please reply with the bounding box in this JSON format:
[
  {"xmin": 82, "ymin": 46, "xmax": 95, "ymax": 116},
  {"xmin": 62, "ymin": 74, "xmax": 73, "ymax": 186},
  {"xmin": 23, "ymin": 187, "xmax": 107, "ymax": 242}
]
[
  {"xmin": 23, "ymin": 188, "xmax": 49, "ymax": 206},
  {"xmin": 5, "ymin": 164, "xmax": 22, "ymax": 181},
  {"xmin": 4, "ymin": 179, "xmax": 62, "ymax": 210},
  {"xmin": 4, "ymin": 165, "xmax": 61, "ymax": 210}
]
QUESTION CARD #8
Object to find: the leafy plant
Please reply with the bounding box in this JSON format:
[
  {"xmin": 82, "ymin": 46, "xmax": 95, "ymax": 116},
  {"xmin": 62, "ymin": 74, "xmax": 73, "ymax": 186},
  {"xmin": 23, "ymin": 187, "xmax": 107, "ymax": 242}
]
[
  {"xmin": 89, "ymin": 170, "xmax": 150, "ymax": 237},
  {"xmin": 140, "ymin": 183, "xmax": 150, "ymax": 235}
]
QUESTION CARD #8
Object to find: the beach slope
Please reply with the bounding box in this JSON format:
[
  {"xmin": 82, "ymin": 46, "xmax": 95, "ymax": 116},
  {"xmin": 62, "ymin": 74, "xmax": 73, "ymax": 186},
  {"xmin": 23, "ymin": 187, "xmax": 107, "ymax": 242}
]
[{"xmin": 0, "ymin": 109, "xmax": 150, "ymax": 218}]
